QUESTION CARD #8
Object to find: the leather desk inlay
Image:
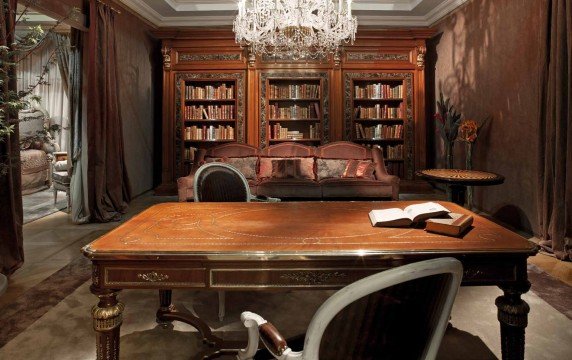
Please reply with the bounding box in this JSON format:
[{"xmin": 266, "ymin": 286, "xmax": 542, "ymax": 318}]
[
  {"xmin": 83, "ymin": 201, "xmax": 537, "ymax": 360},
  {"xmin": 85, "ymin": 201, "xmax": 533, "ymax": 255}
]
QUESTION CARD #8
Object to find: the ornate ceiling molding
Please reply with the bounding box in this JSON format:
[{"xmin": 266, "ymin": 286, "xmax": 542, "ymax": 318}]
[{"xmin": 118, "ymin": 0, "xmax": 469, "ymax": 28}]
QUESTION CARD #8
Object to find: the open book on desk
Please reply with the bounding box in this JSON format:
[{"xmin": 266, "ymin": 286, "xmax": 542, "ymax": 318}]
[{"xmin": 369, "ymin": 202, "xmax": 450, "ymax": 227}]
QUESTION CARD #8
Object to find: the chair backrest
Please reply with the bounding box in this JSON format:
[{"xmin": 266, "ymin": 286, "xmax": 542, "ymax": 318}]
[
  {"xmin": 303, "ymin": 257, "xmax": 463, "ymax": 360},
  {"xmin": 193, "ymin": 162, "xmax": 251, "ymax": 202}
]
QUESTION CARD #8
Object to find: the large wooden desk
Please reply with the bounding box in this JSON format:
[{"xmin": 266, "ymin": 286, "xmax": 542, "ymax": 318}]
[{"xmin": 82, "ymin": 201, "xmax": 537, "ymax": 360}]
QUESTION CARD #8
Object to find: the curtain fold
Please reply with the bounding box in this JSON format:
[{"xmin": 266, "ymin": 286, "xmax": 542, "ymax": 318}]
[
  {"xmin": 0, "ymin": 0, "xmax": 24, "ymax": 275},
  {"xmin": 537, "ymin": 0, "xmax": 571, "ymax": 261},
  {"xmin": 69, "ymin": 29, "xmax": 90, "ymax": 224},
  {"xmin": 17, "ymin": 33, "xmax": 70, "ymax": 151},
  {"xmin": 50, "ymin": 32, "xmax": 70, "ymax": 94},
  {"xmin": 86, "ymin": 0, "xmax": 131, "ymax": 222}
]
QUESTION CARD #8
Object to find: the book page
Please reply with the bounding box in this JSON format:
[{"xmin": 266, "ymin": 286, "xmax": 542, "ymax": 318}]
[
  {"xmin": 369, "ymin": 208, "xmax": 411, "ymax": 227},
  {"xmin": 403, "ymin": 202, "xmax": 450, "ymax": 223}
]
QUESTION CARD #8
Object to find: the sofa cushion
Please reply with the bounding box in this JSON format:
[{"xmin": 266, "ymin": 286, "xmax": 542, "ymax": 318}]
[
  {"xmin": 257, "ymin": 178, "xmax": 321, "ymax": 198},
  {"xmin": 316, "ymin": 158, "xmax": 348, "ymax": 180},
  {"xmin": 54, "ymin": 160, "xmax": 68, "ymax": 172},
  {"xmin": 260, "ymin": 156, "xmax": 315, "ymax": 180},
  {"xmin": 342, "ymin": 160, "xmax": 376, "ymax": 179},
  {"xmin": 52, "ymin": 171, "xmax": 71, "ymax": 184},
  {"xmin": 271, "ymin": 159, "xmax": 303, "ymax": 179},
  {"xmin": 225, "ymin": 156, "xmax": 258, "ymax": 180},
  {"xmin": 203, "ymin": 156, "xmax": 258, "ymax": 180},
  {"xmin": 320, "ymin": 178, "xmax": 394, "ymax": 198}
]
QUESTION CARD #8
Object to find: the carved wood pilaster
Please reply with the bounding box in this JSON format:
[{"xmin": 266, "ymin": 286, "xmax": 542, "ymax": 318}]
[
  {"xmin": 161, "ymin": 46, "xmax": 171, "ymax": 69},
  {"xmin": 416, "ymin": 46, "xmax": 426, "ymax": 69}
]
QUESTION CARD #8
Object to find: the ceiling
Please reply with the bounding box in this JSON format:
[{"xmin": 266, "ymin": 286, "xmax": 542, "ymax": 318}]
[{"xmin": 118, "ymin": 0, "xmax": 469, "ymax": 27}]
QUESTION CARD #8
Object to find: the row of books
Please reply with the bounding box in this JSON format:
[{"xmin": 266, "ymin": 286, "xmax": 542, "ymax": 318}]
[
  {"xmin": 354, "ymin": 83, "xmax": 403, "ymax": 99},
  {"xmin": 185, "ymin": 84, "xmax": 234, "ymax": 100},
  {"xmin": 385, "ymin": 144, "xmax": 404, "ymax": 160},
  {"xmin": 268, "ymin": 84, "xmax": 320, "ymax": 99},
  {"xmin": 184, "ymin": 125, "xmax": 235, "ymax": 141},
  {"xmin": 355, "ymin": 124, "xmax": 403, "ymax": 140},
  {"xmin": 269, "ymin": 103, "xmax": 320, "ymax": 119},
  {"xmin": 355, "ymin": 105, "xmax": 403, "ymax": 119},
  {"xmin": 183, "ymin": 105, "xmax": 234, "ymax": 120},
  {"xmin": 270, "ymin": 123, "xmax": 320, "ymax": 140}
]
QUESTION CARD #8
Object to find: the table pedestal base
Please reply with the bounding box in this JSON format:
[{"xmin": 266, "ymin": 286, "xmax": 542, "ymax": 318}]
[{"xmin": 156, "ymin": 290, "xmax": 243, "ymax": 359}]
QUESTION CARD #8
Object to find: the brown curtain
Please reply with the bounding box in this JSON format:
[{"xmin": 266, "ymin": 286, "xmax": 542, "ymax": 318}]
[
  {"xmin": 87, "ymin": 0, "xmax": 131, "ymax": 222},
  {"xmin": 537, "ymin": 0, "xmax": 571, "ymax": 261},
  {"xmin": 0, "ymin": 0, "xmax": 24, "ymax": 275}
]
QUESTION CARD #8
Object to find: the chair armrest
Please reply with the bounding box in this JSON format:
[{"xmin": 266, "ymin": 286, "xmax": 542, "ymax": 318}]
[
  {"xmin": 260, "ymin": 322, "xmax": 288, "ymax": 358},
  {"xmin": 374, "ymin": 173, "xmax": 400, "ymax": 200},
  {"xmin": 177, "ymin": 174, "xmax": 195, "ymax": 202},
  {"xmin": 237, "ymin": 312, "xmax": 267, "ymax": 360}
]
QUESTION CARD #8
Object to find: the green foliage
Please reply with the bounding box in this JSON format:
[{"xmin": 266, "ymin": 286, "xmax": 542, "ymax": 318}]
[{"xmin": 434, "ymin": 92, "xmax": 462, "ymax": 143}]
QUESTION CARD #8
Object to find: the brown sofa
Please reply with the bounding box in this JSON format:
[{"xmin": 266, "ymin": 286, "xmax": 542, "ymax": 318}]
[{"xmin": 177, "ymin": 141, "xmax": 399, "ymax": 201}]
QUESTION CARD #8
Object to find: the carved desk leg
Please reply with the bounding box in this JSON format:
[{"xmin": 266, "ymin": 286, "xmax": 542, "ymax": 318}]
[
  {"xmin": 495, "ymin": 281, "xmax": 531, "ymax": 360},
  {"xmin": 90, "ymin": 285, "xmax": 124, "ymax": 360}
]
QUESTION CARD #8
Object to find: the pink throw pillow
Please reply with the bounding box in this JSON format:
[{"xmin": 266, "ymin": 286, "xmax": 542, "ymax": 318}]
[{"xmin": 342, "ymin": 160, "xmax": 376, "ymax": 179}]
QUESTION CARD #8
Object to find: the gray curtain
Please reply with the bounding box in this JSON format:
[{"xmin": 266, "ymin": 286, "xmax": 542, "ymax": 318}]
[
  {"xmin": 537, "ymin": 0, "xmax": 571, "ymax": 261},
  {"xmin": 49, "ymin": 32, "xmax": 70, "ymax": 94},
  {"xmin": 69, "ymin": 29, "xmax": 90, "ymax": 224}
]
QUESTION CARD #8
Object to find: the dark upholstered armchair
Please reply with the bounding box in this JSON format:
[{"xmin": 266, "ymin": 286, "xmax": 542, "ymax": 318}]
[{"xmin": 237, "ymin": 258, "xmax": 463, "ymax": 360}]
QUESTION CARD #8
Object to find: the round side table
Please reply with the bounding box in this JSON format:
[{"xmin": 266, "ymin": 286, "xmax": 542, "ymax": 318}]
[{"xmin": 417, "ymin": 169, "xmax": 505, "ymax": 206}]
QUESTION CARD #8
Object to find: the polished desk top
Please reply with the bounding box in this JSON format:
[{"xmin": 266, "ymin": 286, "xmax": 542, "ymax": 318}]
[{"xmin": 83, "ymin": 201, "xmax": 535, "ymax": 260}]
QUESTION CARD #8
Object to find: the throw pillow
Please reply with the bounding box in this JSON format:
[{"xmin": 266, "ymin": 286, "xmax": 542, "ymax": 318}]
[
  {"xmin": 316, "ymin": 158, "xmax": 349, "ymax": 180},
  {"xmin": 271, "ymin": 159, "xmax": 302, "ymax": 179},
  {"xmin": 259, "ymin": 157, "xmax": 316, "ymax": 180},
  {"xmin": 342, "ymin": 160, "xmax": 376, "ymax": 179},
  {"xmin": 224, "ymin": 156, "xmax": 258, "ymax": 180}
]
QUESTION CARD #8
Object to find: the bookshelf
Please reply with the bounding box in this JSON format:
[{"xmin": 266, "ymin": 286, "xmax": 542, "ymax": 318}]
[
  {"xmin": 180, "ymin": 78, "xmax": 238, "ymax": 174},
  {"xmin": 265, "ymin": 78, "xmax": 323, "ymax": 144},
  {"xmin": 350, "ymin": 78, "xmax": 407, "ymax": 178}
]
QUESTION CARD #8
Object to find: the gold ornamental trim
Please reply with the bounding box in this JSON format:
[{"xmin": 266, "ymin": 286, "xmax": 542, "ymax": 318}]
[
  {"xmin": 209, "ymin": 267, "xmax": 387, "ymax": 288},
  {"xmin": 92, "ymin": 302, "xmax": 125, "ymax": 331},
  {"xmin": 137, "ymin": 271, "xmax": 169, "ymax": 282}
]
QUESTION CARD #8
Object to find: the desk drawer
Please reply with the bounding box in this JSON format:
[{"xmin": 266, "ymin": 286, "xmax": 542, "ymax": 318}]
[
  {"xmin": 210, "ymin": 268, "xmax": 386, "ymax": 289},
  {"xmin": 103, "ymin": 267, "xmax": 206, "ymax": 288}
]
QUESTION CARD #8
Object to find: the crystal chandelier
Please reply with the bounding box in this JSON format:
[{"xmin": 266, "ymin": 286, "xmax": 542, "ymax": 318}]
[{"xmin": 233, "ymin": 0, "xmax": 357, "ymax": 60}]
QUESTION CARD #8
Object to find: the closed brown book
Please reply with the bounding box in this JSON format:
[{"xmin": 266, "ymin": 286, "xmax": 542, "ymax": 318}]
[{"xmin": 425, "ymin": 213, "xmax": 473, "ymax": 237}]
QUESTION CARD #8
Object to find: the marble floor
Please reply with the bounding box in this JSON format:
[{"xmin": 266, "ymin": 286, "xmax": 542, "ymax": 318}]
[{"xmin": 1, "ymin": 192, "xmax": 571, "ymax": 359}]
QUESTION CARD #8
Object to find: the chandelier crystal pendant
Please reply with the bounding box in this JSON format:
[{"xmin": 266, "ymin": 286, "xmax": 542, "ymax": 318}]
[{"xmin": 233, "ymin": 0, "xmax": 358, "ymax": 60}]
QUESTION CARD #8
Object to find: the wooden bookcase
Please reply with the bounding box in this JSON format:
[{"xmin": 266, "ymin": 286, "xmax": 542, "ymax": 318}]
[
  {"xmin": 180, "ymin": 78, "xmax": 238, "ymax": 174},
  {"xmin": 154, "ymin": 28, "xmax": 433, "ymax": 194},
  {"xmin": 350, "ymin": 78, "xmax": 406, "ymax": 177},
  {"xmin": 264, "ymin": 77, "xmax": 324, "ymax": 145}
]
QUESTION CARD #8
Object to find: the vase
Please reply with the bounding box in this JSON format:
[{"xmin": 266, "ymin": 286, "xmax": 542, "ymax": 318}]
[
  {"xmin": 445, "ymin": 141, "xmax": 454, "ymax": 169},
  {"xmin": 465, "ymin": 142, "xmax": 473, "ymax": 208}
]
